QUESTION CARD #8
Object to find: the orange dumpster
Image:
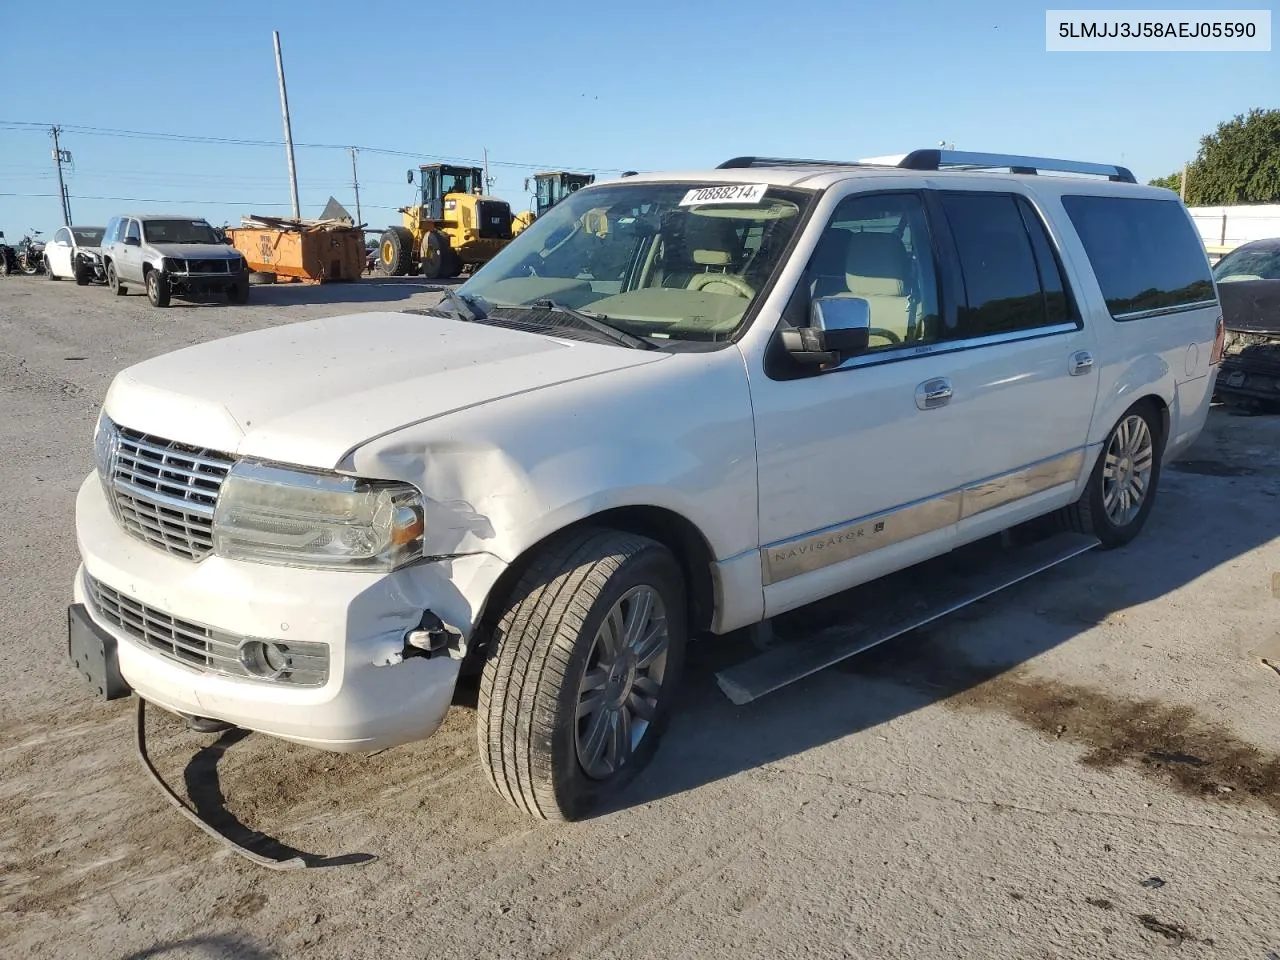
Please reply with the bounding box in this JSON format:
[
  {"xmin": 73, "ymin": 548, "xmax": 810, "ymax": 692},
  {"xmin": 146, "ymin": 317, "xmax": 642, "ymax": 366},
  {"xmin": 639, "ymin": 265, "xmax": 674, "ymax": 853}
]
[{"xmin": 226, "ymin": 215, "xmax": 366, "ymax": 283}]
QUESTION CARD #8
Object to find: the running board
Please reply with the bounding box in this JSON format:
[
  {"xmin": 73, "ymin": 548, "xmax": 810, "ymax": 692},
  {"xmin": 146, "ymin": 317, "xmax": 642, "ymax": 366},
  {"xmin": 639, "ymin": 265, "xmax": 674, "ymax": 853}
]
[{"xmin": 715, "ymin": 531, "xmax": 1100, "ymax": 706}]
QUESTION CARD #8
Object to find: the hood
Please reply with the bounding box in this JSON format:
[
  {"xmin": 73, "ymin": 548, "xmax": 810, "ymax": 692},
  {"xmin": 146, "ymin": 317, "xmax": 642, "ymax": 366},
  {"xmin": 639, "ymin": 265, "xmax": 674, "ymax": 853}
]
[
  {"xmin": 148, "ymin": 242, "xmax": 240, "ymax": 259},
  {"xmin": 103, "ymin": 311, "xmax": 667, "ymax": 469},
  {"xmin": 1217, "ymin": 278, "xmax": 1280, "ymax": 336}
]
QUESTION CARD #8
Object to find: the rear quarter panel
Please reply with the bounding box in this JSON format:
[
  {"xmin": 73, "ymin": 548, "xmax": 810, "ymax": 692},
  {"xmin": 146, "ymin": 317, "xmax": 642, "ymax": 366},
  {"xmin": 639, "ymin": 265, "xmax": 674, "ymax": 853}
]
[{"xmin": 1040, "ymin": 186, "xmax": 1220, "ymax": 461}]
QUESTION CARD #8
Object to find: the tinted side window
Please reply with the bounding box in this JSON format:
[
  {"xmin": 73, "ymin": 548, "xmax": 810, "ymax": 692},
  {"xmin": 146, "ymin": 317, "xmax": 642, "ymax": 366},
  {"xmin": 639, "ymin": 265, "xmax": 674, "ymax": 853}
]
[
  {"xmin": 939, "ymin": 192, "xmax": 1056, "ymax": 337},
  {"xmin": 125, "ymin": 220, "xmax": 140, "ymax": 243},
  {"xmin": 805, "ymin": 192, "xmax": 943, "ymax": 351},
  {"xmin": 1060, "ymin": 195, "xmax": 1215, "ymax": 319}
]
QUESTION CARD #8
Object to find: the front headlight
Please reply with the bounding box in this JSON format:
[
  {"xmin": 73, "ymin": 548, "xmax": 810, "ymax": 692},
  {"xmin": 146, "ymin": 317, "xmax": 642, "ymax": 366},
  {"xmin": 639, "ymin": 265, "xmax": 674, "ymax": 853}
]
[{"xmin": 212, "ymin": 462, "xmax": 425, "ymax": 571}]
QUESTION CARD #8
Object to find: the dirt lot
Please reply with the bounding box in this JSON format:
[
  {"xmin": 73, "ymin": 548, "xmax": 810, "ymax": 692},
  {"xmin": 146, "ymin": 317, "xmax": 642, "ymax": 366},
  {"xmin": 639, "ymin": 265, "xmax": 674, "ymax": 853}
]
[{"xmin": 2, "ymin": 274, "xmax": 1278, "ymax": 960}]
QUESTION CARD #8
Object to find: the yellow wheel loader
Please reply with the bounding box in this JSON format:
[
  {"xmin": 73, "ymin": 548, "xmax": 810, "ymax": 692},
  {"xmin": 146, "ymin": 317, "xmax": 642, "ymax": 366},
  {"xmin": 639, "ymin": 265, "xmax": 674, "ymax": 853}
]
[
  {"xmin": 378, "ymin": 164, "xmax": 516, "ymax": 279},
  {"xmin": 511, "ymin": 171, "xmax": 598, "ymax": 238}
]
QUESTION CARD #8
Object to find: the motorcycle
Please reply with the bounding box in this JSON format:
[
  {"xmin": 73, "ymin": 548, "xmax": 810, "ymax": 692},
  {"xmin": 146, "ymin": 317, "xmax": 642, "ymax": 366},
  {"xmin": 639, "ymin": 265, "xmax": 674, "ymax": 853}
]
[{"xmin": 15, "ymin": 230, "xmax": 46, "ymax": 275}]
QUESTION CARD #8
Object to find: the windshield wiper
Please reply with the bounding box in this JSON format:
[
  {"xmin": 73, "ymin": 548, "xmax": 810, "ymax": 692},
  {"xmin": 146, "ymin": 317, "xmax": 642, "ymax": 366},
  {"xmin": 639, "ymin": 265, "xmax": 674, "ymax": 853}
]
[
  {"xmin": 528, "ymin": 299, "xmax": 655, "ymax": 350},
  {"xmin": 434, "ymin": 288, "xmax": 487, "ymax": 322}
]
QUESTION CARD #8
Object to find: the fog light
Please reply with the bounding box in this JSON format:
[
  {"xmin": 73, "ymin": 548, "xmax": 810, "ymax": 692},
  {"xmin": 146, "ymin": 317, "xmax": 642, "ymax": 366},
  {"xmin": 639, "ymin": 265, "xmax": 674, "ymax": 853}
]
[{"xmin": 237, "ymin": 638, "xmax": 329, "ymax": 685}]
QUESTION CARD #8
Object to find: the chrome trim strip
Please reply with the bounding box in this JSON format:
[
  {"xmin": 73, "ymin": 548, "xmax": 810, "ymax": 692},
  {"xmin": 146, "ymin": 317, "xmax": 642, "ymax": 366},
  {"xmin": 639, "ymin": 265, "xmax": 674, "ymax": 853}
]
[
  {"xmin": 761, "ymin": 449, "xmax": 1087, "ymax": 585},
  {"xmin": 762, "ymin": 493, "xmax": 961, "ymax": 585},
  {"xmin": 960, "ymin": 449, "xmax": 1085, "ymax": 519},
  {"xmin": 1111, "ymin": 299, "xmax": 1218, "ymax": 322},
  {"xmin": 830, "ymin": 322, "xmax": 1081, "ymax": 372}
]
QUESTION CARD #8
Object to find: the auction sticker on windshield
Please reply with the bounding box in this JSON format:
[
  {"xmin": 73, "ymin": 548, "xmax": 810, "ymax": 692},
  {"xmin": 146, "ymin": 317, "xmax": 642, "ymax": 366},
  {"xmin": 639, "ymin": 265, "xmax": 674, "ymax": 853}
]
[{"xmin": 679, "ymin": 184, "xmax": 769, "ymax": 206}]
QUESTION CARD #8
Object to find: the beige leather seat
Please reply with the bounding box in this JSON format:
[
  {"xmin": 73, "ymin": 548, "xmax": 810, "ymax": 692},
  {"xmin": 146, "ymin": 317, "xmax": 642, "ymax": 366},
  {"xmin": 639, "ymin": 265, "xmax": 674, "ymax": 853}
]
[{"xmin": 838, "ymin": 231, "xmax": 915, "ymax": 342}]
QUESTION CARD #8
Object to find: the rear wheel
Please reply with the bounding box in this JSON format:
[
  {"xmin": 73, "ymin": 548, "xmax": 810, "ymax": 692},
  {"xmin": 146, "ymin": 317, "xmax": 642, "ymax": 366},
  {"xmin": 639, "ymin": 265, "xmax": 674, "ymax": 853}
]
[
  {"xmin": 145, "ymin": 269, "xmax": 170, "ymax": 307},
  {"xmin": 107, "ymin": 262, "xmax": 126, "ymax": 296},
  {"xmin": 477, "ymin": 528, "xmax": 687, "ymax": 821},
  {"xmin": 1061, "ymin": 402, "xmax": 1163, "ymax": 548},
  {"xmin": 378, "ymin": 226, "xmax": 414, "ymax": 276}
]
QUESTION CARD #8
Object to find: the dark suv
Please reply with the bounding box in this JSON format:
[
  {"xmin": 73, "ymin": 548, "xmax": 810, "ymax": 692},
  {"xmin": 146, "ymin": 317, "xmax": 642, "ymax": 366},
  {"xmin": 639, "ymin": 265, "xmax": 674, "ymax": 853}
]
[{"xmin": 101, "ymin": 214, "xmax": 249, "ymax": 307}]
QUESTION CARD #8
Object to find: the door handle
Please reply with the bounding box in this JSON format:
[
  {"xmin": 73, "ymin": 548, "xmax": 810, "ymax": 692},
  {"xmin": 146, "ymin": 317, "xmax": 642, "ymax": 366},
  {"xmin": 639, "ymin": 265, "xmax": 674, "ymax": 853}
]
[
  {"xmin": 915, "ymin": 377, "xmax": 952, "ymax": 410},
  {"xmin": 1069, "ymin": 350, "xmax": 1094, "ymax": 376}
]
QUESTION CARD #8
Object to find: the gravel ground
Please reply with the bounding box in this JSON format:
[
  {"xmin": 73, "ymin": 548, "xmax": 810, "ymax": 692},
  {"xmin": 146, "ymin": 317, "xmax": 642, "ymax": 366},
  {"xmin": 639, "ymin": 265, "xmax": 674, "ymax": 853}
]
[{"xmin": 1, "ymin": 274, "xmax": 1278, "ymax": 960}]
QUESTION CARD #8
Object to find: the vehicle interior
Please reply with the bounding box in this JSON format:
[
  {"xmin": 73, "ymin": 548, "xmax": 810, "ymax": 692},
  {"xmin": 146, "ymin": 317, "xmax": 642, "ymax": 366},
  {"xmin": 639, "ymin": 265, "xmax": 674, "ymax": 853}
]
[{"xmin": 469, "ymin": 187, "xmax": 808, "ymax": 339}]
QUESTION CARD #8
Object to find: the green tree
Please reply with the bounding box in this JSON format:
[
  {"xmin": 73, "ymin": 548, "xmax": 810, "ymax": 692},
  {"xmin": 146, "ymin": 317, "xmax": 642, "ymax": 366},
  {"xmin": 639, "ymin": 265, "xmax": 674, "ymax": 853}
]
[{"xmin": 1149, "ymin": 109, "xmax": 1280, "ymax": 205}]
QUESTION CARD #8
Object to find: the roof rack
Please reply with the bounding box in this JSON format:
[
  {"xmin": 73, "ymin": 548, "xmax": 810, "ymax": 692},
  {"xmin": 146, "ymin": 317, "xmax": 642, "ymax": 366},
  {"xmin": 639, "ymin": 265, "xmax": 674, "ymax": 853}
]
[
  {"xmin": 716, "ymin": 150, "xmax": 1136, "ymax": 183},
  {"xmin": 716, "ymin": 156, "xmax": 890, "ymax": 170},
  {"xmin": 896, "ymin": 149, "xmax": 1136, "ymax": 183}
]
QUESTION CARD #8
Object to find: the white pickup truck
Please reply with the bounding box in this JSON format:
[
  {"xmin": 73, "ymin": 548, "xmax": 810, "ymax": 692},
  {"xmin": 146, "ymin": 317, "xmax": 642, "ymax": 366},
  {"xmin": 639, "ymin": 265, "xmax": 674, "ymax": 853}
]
[{"xmin": 70, "ymin": 149, "xmax": 1223, "ymax": 826}]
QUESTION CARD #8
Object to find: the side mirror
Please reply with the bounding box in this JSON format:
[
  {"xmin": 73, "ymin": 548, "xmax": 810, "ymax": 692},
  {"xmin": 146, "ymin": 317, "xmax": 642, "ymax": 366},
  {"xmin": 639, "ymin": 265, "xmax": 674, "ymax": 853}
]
[
  {"xmin": 124, "ymin": 236, "xmax": 140, "ymax": 247},
  {"xmin": 780, "ymin": 296, "xmax": 872, "ymax": 365}
]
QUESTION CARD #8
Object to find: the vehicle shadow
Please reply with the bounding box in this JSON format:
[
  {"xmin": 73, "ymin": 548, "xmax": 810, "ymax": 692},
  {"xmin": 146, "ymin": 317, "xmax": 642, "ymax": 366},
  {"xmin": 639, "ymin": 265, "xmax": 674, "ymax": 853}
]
[
  {"xmin": 179, "ymin": 728, "xmax": 376, "ymax": 869},
  {"xmin": 609, "ymin": 410, "xmax": 1280, "ymax": 813},
  {"xmin": 119, "ymin": 935, "xmax": 276, "ymax": 960}
]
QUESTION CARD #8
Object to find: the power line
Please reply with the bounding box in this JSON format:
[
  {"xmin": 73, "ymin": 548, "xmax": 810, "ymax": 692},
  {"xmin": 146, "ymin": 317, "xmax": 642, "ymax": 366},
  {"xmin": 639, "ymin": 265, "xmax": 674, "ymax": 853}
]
[
  {"xmin": 0, "ymin": 191, "xmax": 402, "ymax": 211},
  {"xmin": 0, "ymin": 119, "xmax": 624, "ymax": 173}
]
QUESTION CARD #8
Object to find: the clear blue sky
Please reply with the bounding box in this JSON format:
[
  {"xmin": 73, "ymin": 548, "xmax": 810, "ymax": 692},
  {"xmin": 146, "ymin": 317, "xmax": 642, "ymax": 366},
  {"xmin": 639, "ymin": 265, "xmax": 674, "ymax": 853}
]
[{"xmin": 1, "ymin": 0, "xmax": 1275, "ymax": 237}]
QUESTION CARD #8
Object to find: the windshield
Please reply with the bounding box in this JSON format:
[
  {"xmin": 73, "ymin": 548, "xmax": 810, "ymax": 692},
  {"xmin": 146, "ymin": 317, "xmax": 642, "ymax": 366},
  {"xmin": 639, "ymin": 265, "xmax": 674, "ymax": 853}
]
[
  {"xmin": 141, "ymin": 219, "xmax": 219, "ymax": 244},
  {"xmin": 459, "ymin": 181, "xmax": 814, "ymax": 341},
  {"xmin": 1212, "ymin": 245, "xmax": 1280, "ymax": 282},
  {"xmin": 72, "ymin": 227, "xmax": 104, "ymax": 246}
]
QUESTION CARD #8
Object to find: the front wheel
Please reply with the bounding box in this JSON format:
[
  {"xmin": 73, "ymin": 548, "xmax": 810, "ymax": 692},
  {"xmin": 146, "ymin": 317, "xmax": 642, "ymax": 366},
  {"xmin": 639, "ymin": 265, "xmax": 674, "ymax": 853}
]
[
  {"xmin": 1061, "ymin": 402, "xmax": 1163, "ymax": 549},
  {"xmin": 477, "ymin": 529, "xmax": 687, "ymax": 821},
  {"xmin": 145, "ymin": 269, "xmax": 170, "ymax": 307},
  {"xmin": 227, "ymin": 280, "xmax": 249, "ymax": 304}
]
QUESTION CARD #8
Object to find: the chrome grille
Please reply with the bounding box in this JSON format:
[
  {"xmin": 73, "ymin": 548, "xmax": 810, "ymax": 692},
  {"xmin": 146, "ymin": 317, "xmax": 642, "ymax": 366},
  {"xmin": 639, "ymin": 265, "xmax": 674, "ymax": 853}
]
[
  {"xmin": 87, "ymin": 574, "xmax": 244, "ymax": 674},
  {"xmin": 84, "ymin": 574, "xmax": 329, "ymax": 685},
  {"xmin": 107, "ymin": 425, "xmax": 233, "ymax": 560}
]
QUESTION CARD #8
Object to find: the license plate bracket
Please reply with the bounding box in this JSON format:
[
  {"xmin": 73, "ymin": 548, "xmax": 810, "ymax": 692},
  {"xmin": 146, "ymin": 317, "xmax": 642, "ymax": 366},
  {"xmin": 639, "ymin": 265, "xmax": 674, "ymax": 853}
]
[{"xmin": 68, "ymin": 603, "xmax": 131, "ymax": 701}]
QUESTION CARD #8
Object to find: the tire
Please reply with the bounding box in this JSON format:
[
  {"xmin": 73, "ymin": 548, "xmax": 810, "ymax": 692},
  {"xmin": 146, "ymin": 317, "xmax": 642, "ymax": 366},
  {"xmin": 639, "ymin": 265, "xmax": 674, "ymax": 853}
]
[
  {"xmin": 378, "ymin": 226, "xmax": 414, "ymax": 276},
  {"xmin": 145, "ymin": 269, "xmax": 170, "ymax": 307},
  {"xmin": 107, "ymin": 262, "xmax": 127, "ymax": 296},
  {"xmin": 1060, "ymin": 401, "xmax": 1164, "ymax": 549},
  {"xmin": 248, "ymin": 271, "xmax": 277, "ymax": 285},
  {"xmin": 74, "ymin": 263, "xmax": 90, "ymax": 285},
  {"xmin": 19, "ymin": 255, "xmax": 39, "ymax": 276},
  {"xmin": 227, "ymin": 280, "xmax": 249, "ymax": 304},
  {"xmin": 477, "ymin": 528, "xmax": 687, "ymax": 821},
  {"xmin": 445, "ymin": 249, "xmax": 464, "ymax": 279},
  {"xmin": 45, "ymin": 257, "xmax": 59, "ymax": 280},
  {"xmin": 420, "ymin": 232, "xmax": 448, "ymax": 280}
]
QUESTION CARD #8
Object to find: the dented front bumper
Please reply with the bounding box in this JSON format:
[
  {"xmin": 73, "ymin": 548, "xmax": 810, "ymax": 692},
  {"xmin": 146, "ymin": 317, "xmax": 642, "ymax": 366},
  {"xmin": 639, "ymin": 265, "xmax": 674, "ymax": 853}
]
[{"xmin": 71, "ymin": 473, "xmax": 508, "ymax": 751}]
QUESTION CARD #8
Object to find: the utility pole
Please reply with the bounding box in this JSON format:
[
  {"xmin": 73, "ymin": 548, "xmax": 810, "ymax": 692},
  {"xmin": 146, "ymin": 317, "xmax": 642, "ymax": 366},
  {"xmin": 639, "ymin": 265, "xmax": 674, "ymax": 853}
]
[
  {"xmin": 349, "ymin": 147, "xmax": 362, "ymax": 227},
  {"xmin": 483, "ymin": 147, "xmax": 492, "ymax": 194},
  {"xmin": 1180, "ymin": 161, "xmax": 1188, "ymax": 200},
  {"xmin": 272, "ymin": 30, "xmax": 301, "ymax": 219},
  {"xmin": 50, "ymin": 126, "xmax": 72, "ymax": 226}
]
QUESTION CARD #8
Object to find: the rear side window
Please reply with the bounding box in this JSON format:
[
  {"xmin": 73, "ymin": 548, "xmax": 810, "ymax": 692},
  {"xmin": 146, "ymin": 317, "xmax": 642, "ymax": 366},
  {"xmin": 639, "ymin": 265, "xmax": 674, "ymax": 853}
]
[
  {"xmin": 939, "ymin": 192, "xmax": 1072, "ymax": 337},
  {"xmin": 1060, "ymin": 195, "xmax": 1215, "ymax": 319}
]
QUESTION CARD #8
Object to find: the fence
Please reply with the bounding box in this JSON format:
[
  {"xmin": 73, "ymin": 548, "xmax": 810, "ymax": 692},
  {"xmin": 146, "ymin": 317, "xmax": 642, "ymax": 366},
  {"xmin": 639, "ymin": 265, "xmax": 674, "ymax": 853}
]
[{"xmin": 1186, "ymin": 204, "xmax": 1280, "ymax": 257}]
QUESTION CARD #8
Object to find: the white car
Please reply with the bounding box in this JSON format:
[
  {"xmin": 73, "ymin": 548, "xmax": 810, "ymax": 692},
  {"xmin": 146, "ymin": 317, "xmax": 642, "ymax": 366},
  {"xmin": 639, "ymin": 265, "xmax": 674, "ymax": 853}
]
[
  {"xmin": 43, "ymin": 225, "xmax": 107, "ymax": 284},
  {"xmin": 69, "ymin": 149, "xmax": 1223, "ymax": 826}
]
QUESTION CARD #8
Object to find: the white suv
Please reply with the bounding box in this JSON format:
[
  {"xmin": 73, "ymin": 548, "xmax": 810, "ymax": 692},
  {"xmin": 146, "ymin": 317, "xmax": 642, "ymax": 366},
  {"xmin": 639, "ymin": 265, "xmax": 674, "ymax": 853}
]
[{"xmin": 69, "ymin": 150, "xmax": 1223, "ymax": 825}]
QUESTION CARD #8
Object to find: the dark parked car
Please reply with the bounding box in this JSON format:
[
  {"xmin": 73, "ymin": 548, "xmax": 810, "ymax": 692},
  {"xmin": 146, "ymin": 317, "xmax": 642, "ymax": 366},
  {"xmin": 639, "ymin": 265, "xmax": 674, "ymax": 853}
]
[{"xmin": 1212, "ymin": 238, "xmax": 1280, "ymax": 411}]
